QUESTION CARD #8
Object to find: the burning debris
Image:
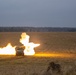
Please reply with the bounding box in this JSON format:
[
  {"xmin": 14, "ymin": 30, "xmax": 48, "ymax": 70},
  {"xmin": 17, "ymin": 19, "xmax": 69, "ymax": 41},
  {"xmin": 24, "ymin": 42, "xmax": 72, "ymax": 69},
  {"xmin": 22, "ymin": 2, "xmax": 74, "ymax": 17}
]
[{"xmin": 0, "ymin": 32, "xmax": 40, "ymax": 56}]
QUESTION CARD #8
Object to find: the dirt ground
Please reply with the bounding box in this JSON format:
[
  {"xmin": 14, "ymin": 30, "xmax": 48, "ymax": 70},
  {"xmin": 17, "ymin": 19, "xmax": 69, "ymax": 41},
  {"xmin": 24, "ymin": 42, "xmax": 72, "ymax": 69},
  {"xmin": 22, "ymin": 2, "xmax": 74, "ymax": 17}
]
[{"xmin": 0, "ymin": 32, "xmax": 76, "ymax": 75}]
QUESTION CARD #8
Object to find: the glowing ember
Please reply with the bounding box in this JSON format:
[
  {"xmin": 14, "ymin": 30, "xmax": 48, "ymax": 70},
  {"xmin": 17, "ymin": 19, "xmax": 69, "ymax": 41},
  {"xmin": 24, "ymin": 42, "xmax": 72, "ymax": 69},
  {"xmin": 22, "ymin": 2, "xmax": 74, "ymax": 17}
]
[
  {"xmin": 20, "ymin": 32, "xmax": 40, "ymax": 55},
  {"xmin": 0, "ymin": 43, "xmax": 16, "ymax": 55}
]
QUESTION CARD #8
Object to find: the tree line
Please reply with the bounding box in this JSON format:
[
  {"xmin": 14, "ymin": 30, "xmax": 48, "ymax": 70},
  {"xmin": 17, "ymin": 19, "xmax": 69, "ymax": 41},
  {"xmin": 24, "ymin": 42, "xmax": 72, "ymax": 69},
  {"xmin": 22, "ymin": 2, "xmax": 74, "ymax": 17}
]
[{"xmin": 0, "ymin": 27, "xmax": 76, "ymax": 32}]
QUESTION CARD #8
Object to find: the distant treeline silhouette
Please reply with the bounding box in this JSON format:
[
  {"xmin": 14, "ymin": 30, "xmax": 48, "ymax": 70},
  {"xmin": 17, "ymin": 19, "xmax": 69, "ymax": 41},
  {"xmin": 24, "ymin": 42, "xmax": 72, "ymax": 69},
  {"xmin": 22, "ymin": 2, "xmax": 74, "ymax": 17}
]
[{"xmin": 0, "ymin": 27, "xmax": 76, "ymax": 32}]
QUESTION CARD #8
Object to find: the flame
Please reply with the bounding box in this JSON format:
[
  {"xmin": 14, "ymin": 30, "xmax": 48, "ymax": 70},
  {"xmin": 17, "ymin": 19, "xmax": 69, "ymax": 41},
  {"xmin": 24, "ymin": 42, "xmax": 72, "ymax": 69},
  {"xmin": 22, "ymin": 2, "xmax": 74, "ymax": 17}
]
[
  {"xmin": 0, "ymin": 32, "xmax": 40, "ymax": 56},
  {"xmin": 20, "ymin": 32, "xmax": 40, "ymax": 55},
  {"xmin": 0, "ymin": 43, "xmax": 16, "ymax": 55}
]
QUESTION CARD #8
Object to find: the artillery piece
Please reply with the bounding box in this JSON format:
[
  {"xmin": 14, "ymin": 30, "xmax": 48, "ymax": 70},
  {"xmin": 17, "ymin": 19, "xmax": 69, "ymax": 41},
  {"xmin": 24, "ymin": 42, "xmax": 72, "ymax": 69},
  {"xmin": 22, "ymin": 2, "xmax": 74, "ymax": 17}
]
[{"xmin": 15, "ymin": 46, "xmax": 25, "ymax": 56}]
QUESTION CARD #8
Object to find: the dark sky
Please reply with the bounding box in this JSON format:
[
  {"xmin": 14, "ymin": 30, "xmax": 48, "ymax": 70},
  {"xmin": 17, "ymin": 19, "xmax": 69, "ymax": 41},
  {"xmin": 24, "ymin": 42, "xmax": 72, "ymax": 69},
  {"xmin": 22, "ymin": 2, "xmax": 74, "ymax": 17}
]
[{"xmin": 0, "ymin": 0, "xmax": 76, "ymax": 27}]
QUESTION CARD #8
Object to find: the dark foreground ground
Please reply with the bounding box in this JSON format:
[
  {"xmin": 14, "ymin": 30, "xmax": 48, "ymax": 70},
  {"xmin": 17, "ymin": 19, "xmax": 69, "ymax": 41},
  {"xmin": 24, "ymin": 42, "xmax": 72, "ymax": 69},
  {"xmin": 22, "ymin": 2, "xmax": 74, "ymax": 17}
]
[{"xmin": 0, "ymin": 55, "xmax": 76, "ymax": 75}]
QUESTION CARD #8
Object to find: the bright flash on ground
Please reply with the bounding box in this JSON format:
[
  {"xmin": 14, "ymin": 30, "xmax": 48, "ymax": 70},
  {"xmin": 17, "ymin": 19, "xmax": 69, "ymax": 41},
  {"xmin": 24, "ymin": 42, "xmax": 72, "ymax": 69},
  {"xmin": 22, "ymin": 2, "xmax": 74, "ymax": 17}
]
[
  {"xmin": 34, "ymin": 53, "xmax": 76, "ymax": 58},
  {"xmin": 20, "ymin": 32, "xmax": 40, "ymax": 55},
  {"xmin": 0, "ymin": 32, "xmax": 40, "ymax": 56},
  {"xmin": 0, "ymin": 43, "xmax": 16, "ymax": 55}
]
